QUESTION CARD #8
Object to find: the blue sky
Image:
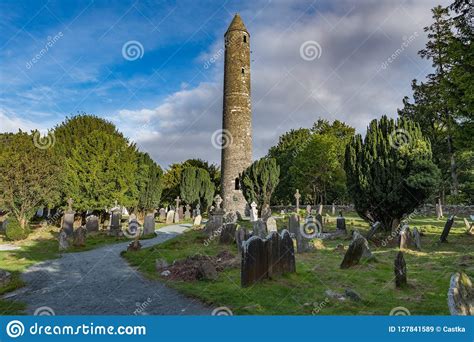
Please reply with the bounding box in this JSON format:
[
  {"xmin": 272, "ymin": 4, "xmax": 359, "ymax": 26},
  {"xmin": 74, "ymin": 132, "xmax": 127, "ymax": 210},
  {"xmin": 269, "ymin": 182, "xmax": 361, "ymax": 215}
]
[{"xmin": 0, "ymin": 0, "xmax": 449, "ymax": 167}]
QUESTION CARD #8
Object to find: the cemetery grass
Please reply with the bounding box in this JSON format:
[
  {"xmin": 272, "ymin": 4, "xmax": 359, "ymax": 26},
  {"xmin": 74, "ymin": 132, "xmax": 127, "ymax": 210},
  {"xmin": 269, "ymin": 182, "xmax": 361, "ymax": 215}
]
[{"xmin": 124, "ymin": 214, "xmax": 473, "ymax": 315}]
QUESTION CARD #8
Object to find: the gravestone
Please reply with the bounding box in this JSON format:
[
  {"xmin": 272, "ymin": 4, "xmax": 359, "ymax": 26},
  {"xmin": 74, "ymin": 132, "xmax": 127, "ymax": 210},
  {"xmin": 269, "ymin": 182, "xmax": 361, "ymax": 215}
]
[
  {"xmin": 109, "ymin": 209, "xmax": 122, "ymax": 236},
  {"xmin": 318, "ymin": 204, "xmax": 323, "ymax": 215},
  {"xmin": 412, "ymin": 227, "xmax": 422, "ymax": 250},
  {"xmin": 159, "ymin": 208, "xmax": 166, "ymax": 221},
  {"xmin": 440, "ymin": 216, "xmax": 455, "ymax": 243},
  {"xmin": 447, "ymin": 272, "xmax": 474, "ymax": 315},
  {"xmin": 173, "ymin": 210, "xmax": 180, "ymax": 224},
  {"xmin": 266, "ymin": 217, "xmax": 278, "ymax": 233},
  {"xmin": 86, "ymin": 215, "xmax": 99, "ymax": 232},
  {"xmin": 353, "ymin": 230, "xmax": 373, "ymax": 259},
  {"xmin": 193, "ymin": 214, "xmax": 202, "ymax": 226},
  {"xmin": 184, "ymin": 205, "xmax": 191, "ymax": 220},
  {"xmin": 366, "ymin": 221, "xmax": 381, "ymax": 240},
  {"xmin": 340, "ymin": 237, "xmax": 364, "ymax": 269},
  {"xmin": 464, "ymin": 218, "xmax": 473, "ymax": 234},
  {"xmin": 204, "ymin": 195, "xmax": 225, "ymax": 235},
  {"xmin": 250, "ymin": 202, "xmax": 258, "ymax": 222},
  {"xmin": 143, "ymin": 213, "xmax": 155, "ymax": 235},
  {"xmin": 252, "ymin": 219, "xmax": 267, "ymax": 238},
  {"xmin": 178, "ymin": 206, "xmax": 184, "ymax": 220},
  {"xmin": 219, "ymin": 223, "xmax": 237, "ymax": 244},
  {"xmin": 174, "ymin": 197, "xmax": 182, "ymax": 223},
  {"xmin": 58, "ymin": 229, "xmax": 69, "ymax": 251},
  {"xmin": 336, "ymin": 212, "xmax": 346, "ymax": 231},
  {"xmin": 290, "ymin": 214, "xmax": 311, "ymax": 253},
  {"xmin": 195, "ymin": 204, "xmax": 201, "ymax": 216},
  {"xmin": 235, "ymin": 226, "xmax": 249, "ymax": 254},
  {"xmin": 306, "ymin": 205, "xmax": 312, "ymax": 216},
  {"xmin": 62, "ymin": 207, "xmax": 75, "ymax": 237},
  {"xmin": 294, "ymin": 189, "xmax": 301, "ymax": 213},
  {"xmin": 241, "ymin": 229, "xmax": 295, "ymax": 287},
  {"xmin": 332, "ymin": 203, "xmax": 336, "ymax": 215},
  {"xmin": 73, "ymin": 225, "xmax": 87, "ymax": 247},
  {"xmin": 394, "ymin": 251, "xmax": 407, "ymax": 288},
  {"xmin": 166, "ymin": 210, "xmax": 175, "ymax": 224},
  {"xmin": 289, "ymin": 213, "xmax": 300, "ymax": 237},
  {"xmin": 315, "ymin": 214, "xmax": 324, "ymax": 233},
  {"xmin": 399, "ymin": 225, "xmax": 413, "ymax": 250}
]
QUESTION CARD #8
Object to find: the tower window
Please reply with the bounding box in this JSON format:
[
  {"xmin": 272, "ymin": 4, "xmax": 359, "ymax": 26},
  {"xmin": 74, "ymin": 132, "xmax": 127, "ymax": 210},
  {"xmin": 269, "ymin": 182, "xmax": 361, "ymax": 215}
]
[
  {"xmin": 235, "ymin": 178, "xmax": 240, "ymax": 190},
  {"xmin": 243, "ymin": 35, "xmax": 247, "ymax": 43},
  {"xmin": 241, "ymin": 68, "xmax": 244, "ymax": 74}
]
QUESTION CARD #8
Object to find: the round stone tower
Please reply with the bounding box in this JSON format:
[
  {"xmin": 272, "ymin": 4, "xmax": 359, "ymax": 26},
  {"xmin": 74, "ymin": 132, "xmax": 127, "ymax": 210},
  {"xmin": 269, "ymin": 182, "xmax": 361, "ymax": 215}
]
[{"xmin": 220, "ymin": 14, "xmax": 253, "ymax": 215}]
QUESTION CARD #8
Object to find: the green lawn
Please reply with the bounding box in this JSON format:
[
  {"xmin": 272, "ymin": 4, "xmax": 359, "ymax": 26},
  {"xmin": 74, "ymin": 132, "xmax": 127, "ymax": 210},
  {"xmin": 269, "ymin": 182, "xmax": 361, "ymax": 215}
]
[{"xmin": 123, "ymin": 213, "xmax": 473, "ymax": 315}]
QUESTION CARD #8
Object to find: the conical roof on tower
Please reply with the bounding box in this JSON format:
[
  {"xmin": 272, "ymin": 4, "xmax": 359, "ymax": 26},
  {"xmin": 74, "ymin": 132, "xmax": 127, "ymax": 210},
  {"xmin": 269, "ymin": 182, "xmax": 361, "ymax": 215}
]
[{"xmin": 225, "ymin": 13, "xmax": 249, "ymax": 36}]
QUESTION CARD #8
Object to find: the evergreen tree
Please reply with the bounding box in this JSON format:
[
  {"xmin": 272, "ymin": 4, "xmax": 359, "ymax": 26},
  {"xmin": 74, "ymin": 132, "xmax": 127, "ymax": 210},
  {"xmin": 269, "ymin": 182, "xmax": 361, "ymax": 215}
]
[
  {"xmin": 180, "ymin": 167, "xmax": 215, "ymax": 209},
  {"xmin": 136, "ymin": 152, "xmax": 163, "ymax": 213},
  {"xmin": 0, "ymin": 131, "xmax": 61, "ymax": 228},
  {"xmin": 240, "ymin": 157, "xmax": 280, "ymax": 211},
  {"xmin": 345, "ymin": 116, "xmax": 440, "ymax": 231}
]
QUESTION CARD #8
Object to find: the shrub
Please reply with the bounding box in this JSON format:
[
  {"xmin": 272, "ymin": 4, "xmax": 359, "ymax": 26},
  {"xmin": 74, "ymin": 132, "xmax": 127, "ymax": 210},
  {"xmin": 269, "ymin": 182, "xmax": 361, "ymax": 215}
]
[{"xmin": 5, "ymin": 219, "xmax": 30, "ymax": 241}]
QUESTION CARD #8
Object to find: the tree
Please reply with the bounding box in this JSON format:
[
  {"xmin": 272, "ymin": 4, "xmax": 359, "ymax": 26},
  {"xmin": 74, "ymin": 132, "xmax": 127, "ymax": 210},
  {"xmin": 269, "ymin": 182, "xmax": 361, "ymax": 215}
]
[
  {"xmin": 345, "ymin": 116, "xmax": 440, "ymax": 231},
  {"xmin": 180, "ymin": 167, "xmax": 215, "ymax": 209},
  {"xmin": 64, "ymin": 130, "xmax": 138, "ymax": 212},
  {"xmin": 239, "ymin": 157, "xmax": 280, "ymax": 212},
  {"xmin": 183, "ymin": 158, "xmax": 220, "ymax": 192},
  {"xmin": 136, "ymin": 152, "xmax": 163, "ymax": 213},
  {"xmin": 290, "ymin": 134, "xmax": 347, "ymax": 205},
  {"xmin": 267, "ymin": 128, "xmax": 311, "ymax": 204},
  {"xmin": 0, "ymin": 131, "xmax": 61, "ymax": 228}
]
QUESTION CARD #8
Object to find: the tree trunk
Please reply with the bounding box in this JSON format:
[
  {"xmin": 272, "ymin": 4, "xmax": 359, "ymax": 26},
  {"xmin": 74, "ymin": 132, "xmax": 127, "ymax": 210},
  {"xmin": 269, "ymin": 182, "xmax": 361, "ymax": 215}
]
[{"xmin": 447, "ymin": 135, "xmax": 459, "ymax": 195}]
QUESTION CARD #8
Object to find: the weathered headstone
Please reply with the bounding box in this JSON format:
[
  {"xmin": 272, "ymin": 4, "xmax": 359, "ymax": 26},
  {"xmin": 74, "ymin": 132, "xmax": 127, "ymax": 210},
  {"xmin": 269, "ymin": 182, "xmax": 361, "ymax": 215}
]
[
  {"xmin": 109, "ymin": 208, "xmax": 122, "ymax": 236},
  {"xmin": 241, "ymin": 229, "xmax": 295, "ymax": 287},
  {"xmin": 252, "ymin": 219, "xmax": 267, "ymax": 238},
  {"xmin": 159, "ymin": 208, "xmax": 166, "ymax": 221},
  {"xmin": 235, "ymin": 226, "xmax": 249, "ymax": 254},
  {"xmin": 193, "ymin": 214, "xmax": 202, "ymax": 226},
  {"xmin": 440, "ymin": 216, "xmax": 455, "ymax": 243},
  {"xmin": 353, "ymin": 230, "xmax": 373, "ymax": 259},
  {"xmin": 399, "ymin": 225, "xmax": 413, "ymax": 250},
  {"xmin": 290, "ymin": 214, "xmax": 311, "ymax": 253},
  {"xmin": 394, "ymin": 251, "xmax": 407, "ymax": 288},
  {"xmin": 447, "ymin": 272, "xmax": 473, "ymax": 315},
  {"xmin": 166, "ymin": 210, "xmax": 175, "ymax": 224},
  {"xmin": 266, "ymin": 217, "xmax": 278, "ymax": 232},
  {"xmin": 73, "ymin": 225, "xmax": 87, "ymax": 247},
  {"xmin": 250, "ymin": 202, "xmax": 258, "ymax": 222},
  {"xmin": 289, "ymin": 213, "xmax": 300, "ymax": 237},
  {"xmin": 366, "ymin": 221, "xmax": 381, "ymax": 240},
  {"xmin": 184, "ymin": 205, "xmax": 191, "ymax": 220},
  {"xmin": 412, "ymin": 227, "xmax": 422, "ymax": 250},
  {"xmin": 58, "ymin": 229, "xmax": 69, "ymax": 251},
  {"xmin": 62, "ymin": 211, "xmax": 75, "ymax": 237},
  {"xmin": 143, "ymin": 213, "xmax": 155, "ymax": 235},
  {"xmin": 331, "ymin": 203, "xmax": 336, "ymax": 216},
  {"xmin": 340, "ymin": 237, "xmax": 364, "ymax": 269},
  {"xmin": 219, "ymin": 223, "xmax": 237, "ymax": 244},
  {"xmin": 173, "ymin": 210, "xmax": 180, "ymax": 224},
  {"xmin": 306, "ymin": 205, "xmax": 312, "ymax": 215},
  {"xmin": 294, "ymin": 189, "xmax": 301, "ymax": 213},
  {"xmin": 336, "ymin": 212, "xmax": 346, "ymax": 231},
  {"xmin": 86, "ymin": 215, "xmax": 99, "ymax": 232}
]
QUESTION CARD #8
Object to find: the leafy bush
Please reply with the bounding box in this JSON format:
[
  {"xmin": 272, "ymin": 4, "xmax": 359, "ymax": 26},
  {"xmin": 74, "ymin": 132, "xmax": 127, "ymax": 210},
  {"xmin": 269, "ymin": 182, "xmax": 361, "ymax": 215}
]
[{"xmin": 5, "ymin": 219, "xmax": 30, "ymax": 241}]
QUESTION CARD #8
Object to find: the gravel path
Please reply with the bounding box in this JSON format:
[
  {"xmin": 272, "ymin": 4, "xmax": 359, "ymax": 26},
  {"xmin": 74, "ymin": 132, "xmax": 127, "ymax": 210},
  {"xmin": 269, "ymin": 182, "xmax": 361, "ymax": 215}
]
[{"xmin": 5, "ymin": 224, "xmax": 211, "ymax": 315}]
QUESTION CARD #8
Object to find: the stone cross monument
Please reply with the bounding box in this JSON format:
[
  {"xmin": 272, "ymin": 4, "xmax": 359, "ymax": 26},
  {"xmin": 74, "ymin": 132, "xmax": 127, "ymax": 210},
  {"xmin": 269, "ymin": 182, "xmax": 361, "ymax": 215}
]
[{"xmin": 220, "ymin": 14, "xmax": 253, "ymax": 215}]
